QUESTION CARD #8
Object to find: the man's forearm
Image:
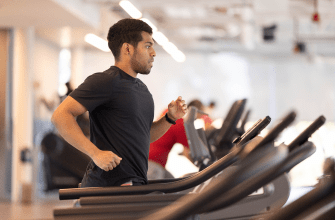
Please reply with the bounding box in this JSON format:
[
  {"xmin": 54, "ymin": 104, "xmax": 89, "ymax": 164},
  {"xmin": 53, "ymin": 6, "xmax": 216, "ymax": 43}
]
[
  {"xmin": 51, "ymin": 111, "xmax": 99, "ymax": 159},
  {"xmin": 150, "ymin": 116, "xmax": 173, "ymax": 143},
  {"xmin": 150, "ymin": 96, "xmax": 187, "ymax": 143}
]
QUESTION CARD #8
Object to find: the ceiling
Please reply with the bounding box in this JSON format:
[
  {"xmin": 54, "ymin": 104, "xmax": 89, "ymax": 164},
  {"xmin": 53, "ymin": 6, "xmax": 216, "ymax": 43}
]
[
  {"xmin": 1, "ymin": 0, "xmax": 335, "ymax": 57},
  {"xmin": 0, "ymin": 0, "xmax": 99, "ymax": 28},
  {"xmin": 87, "ymin": 0, "xmax": 335, "ymax": 55}
]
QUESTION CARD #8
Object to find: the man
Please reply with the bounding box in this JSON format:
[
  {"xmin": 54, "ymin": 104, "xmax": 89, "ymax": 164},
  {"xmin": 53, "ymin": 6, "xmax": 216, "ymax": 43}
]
[{"xmin": 51, "ymin": 18, "xmax": 187, "ymax": 187}]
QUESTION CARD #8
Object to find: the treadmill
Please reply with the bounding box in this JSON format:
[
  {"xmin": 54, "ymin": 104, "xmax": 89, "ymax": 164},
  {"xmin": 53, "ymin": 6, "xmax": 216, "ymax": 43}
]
[
  {"xmin": 125, "ymin": 115, "xmax": 325, "ymax": 220},
  {"xmin": 53, "ymin": 114, "xmax": 325, "ymax": 220},
  {"xmin": 206, "ymin": 99, "xmax": 247, "ymax": 159},
  {"xmin": 54, "ymin": 111, "xmax": 303, "ymax": 219},
  {"xmin": 53, "ymin": 117, "xmax": 322, "ymax": 220}
]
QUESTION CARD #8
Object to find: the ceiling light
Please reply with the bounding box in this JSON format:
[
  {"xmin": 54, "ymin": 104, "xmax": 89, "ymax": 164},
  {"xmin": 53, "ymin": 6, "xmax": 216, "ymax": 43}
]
[
  {"xmin": 141, "ymin": 18, "xmax": 157, "ymax": 32},
  {"xmin": 162, "ymin": 42, "xmax": 178, "ymax": 55},
  {"xmin": 119, "ymin": 0, "xmax": 142, "ymax": 19},
  {"xmin": 84, "ymin": 34, "xmax": 110, "ymax": 52},
  {"xmin": 162, "ymin": 42, "xmax": 186, "ymax": 62},
  {"xmin": 152, "ymin": 31, "xmax": 169, "ymax": 46},
  {"xmin": 171, "ymin": 50, "xmax": 186, "ymax": 63}
]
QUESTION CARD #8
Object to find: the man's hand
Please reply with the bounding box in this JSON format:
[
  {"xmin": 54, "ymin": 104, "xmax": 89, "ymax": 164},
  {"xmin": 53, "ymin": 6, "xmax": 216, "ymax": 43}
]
[
  {"xmin": 167, "ymin": 96, "xmax": 188, "ymax": 121},
  {"xmin": 92, "ymin": 150, "xmax": 122, "ymax": 172}
]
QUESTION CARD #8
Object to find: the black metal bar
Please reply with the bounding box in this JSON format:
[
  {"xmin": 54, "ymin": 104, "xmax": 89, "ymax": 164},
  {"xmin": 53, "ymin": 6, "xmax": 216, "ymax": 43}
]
[{"xmin": 287, "ymin": 115, "xmax": 325, "ymax": 152}]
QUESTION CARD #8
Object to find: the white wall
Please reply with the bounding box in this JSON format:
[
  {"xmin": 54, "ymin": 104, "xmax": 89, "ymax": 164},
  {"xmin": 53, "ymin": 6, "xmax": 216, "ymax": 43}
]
[
  {"xmin": 33, "ymin": 36, "xmax": 60, "ymax": 120},
  {"xmin": 247, "ymin": 55, "xmax": 335, "ymax": 122},
  {"xmin": 82, "ymin": 50, "xmax": 115, "ymax": 79}
]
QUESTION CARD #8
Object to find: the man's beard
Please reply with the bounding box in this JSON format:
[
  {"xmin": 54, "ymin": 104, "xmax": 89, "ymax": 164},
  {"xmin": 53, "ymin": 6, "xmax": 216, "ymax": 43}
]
[{"xmin": 130, "ymin": 50, "xmax": 151, "ymax": 75}]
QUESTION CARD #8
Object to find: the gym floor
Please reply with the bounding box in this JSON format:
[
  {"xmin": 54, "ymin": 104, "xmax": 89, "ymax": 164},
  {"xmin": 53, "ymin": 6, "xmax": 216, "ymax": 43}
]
[
  {"xmin": 0, "ymin": 201, "xmax": 68, "ymax": 220},
  {"xmin": 0, "ymin": 192, "xmax": 73, "ymax": 220}
]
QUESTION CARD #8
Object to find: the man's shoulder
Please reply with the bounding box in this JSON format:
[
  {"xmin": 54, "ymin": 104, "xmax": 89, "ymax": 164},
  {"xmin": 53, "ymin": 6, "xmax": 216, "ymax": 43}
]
[
  {"xmin": 86, "ymin": 66, "xmax": 120, "ymax": 83},
  {"xmin": 103, "ymin": 66, "xmax": 122, "ymax": 76}
]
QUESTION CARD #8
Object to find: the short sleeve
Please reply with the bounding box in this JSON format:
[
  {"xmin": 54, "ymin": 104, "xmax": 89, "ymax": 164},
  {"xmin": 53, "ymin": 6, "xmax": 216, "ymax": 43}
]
[{"xmin": 69, "ymin": 73, "xmax": 115, "ymax": 112}]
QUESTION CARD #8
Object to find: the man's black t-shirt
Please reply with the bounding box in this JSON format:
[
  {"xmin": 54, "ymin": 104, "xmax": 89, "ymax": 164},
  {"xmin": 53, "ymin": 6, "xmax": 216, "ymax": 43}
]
[{"xmin": 70, "ymin": 66, "xmax": 154, "ymax": 187}]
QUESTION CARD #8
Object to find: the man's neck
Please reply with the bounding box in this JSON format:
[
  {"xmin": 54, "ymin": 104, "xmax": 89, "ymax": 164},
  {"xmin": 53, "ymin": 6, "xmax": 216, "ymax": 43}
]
[{"xmin": 115, "ymin": 62, "xmax": 137, "ymax": 78}]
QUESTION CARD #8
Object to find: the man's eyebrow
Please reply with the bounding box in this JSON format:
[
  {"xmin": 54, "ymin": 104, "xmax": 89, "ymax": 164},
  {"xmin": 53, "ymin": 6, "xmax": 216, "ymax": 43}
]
[{"xmin": 145, "ymin": 41, "xmax": 154, "ymax": 45}]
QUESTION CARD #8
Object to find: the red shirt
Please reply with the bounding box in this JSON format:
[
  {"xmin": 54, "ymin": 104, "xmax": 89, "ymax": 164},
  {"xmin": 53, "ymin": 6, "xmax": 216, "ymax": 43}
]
[
  {"xmin": 149, "ymin": 118, "xmax": 189, "ymax": 167},
  {"xmin": 149, "ymin": 110, "xmax": 212, "ymax": 167}
]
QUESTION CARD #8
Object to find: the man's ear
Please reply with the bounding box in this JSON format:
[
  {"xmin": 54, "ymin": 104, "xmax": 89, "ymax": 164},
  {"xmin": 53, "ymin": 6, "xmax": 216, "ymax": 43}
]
[
  {"xmin": 122, "ymin": 43, "xmax": 134, "ymax": 54},
  {"xmin": 126, "ymin": 44, "xmax": 130, "ymax": 53},
  {"xmin": 121, "ymin": 43, "xmax": 129, "ymax": 55}
]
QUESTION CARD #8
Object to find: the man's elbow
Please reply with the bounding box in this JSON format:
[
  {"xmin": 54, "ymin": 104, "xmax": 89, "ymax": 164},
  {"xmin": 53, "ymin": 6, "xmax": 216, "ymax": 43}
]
[
  {"xmin": 51, "ymin": 109, "xmax": 60, "ymax": 126},
  {"xmin": 51, "ymin": 112, "xmax": 56, "ymax": 126}
]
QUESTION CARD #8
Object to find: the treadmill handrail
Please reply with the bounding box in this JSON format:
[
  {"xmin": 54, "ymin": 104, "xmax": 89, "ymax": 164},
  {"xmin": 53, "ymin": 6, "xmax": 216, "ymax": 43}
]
[
  {"xmin": 140, "ymin": 143, "xmax": 289, "ymax": 220},
  {"xmin": 202, "ymin": 141, "xmax": 316, "ymax": 213},
  {"xmin": 59, "ymin": 150, "xmax": 240, "ymax": 200},
  {"xmin": 53, "ymin": 142, "xmax": 316, "ymax": 220},
  {"xmin": 238, "ymin": 111, "xmax": 296, "ymax": 159},
  {"xmin": 142, "ymin": 141, "xmax": 316, "ymax": 220},
  {"xmin": 215, "ymin": 99, "xmax": 246, "ymax": 147},
  {"xmin": 202, "ymin": 113, "xmax": 326, "ymax": 213},
  {"xmin": 234, "ymin": 116, "xmax": 271, "ymax": 146},
  {"xmin": 287, "ymin": 115, "xmax": 325, "ymax": 152},
  {"xmin": 54, "ymin": 143, "xmax": 287, "ymax": 219},
  {"xmin": 59, "ymin": 116, "xmax": 271, "ymax": 200},
  {"xmin": 212, "ymin": 115, "xmax": 327, "ymax": 217},
  {"xmin": 184, "ymin": 106, "xmax": 211, "ymax": 165}
]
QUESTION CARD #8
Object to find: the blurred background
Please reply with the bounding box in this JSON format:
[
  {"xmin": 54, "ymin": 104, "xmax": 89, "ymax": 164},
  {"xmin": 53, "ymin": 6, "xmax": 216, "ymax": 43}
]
[{"xmin": 0, "ymin": 0, "xmax": 335, "ymax": 219}]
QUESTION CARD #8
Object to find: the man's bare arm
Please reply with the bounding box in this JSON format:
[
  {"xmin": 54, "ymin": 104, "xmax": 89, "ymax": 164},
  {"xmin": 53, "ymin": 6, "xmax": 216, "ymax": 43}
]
[
  {"xmin": 51, "ymin": 96, "xmax": 121, "ymax": 171},
  {"xmin": 150, "ymin": 114, "xmax": 173, "ymax": 143},
  {"xmin": 150, "ymin": 96, "xmax": 187, "ymax": 143}
]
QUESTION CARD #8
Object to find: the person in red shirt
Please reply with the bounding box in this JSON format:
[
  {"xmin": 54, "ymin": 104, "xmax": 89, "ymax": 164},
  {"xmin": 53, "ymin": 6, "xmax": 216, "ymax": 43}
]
[{"xmin": 148, "ymin": 100, "xmax": 212, "ymax": 179}]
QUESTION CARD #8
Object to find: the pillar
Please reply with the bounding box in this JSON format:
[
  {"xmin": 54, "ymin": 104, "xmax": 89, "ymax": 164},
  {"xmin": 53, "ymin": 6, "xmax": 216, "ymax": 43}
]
[{"xmin": 11, "ymin": 27, "xmax": 35, "ymax": 203}]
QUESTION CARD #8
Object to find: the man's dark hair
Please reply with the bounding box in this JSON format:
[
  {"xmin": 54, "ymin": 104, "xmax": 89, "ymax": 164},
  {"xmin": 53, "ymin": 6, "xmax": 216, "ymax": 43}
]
[{"xmin": 107, "ymin": 18, "xmax": 152, "ymax": 61}]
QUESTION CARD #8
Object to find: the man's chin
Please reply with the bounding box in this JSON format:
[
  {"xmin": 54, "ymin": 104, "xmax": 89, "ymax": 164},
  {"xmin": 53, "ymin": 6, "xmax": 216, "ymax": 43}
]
[{"xmin": 138, "ymin": 69, "xmax": 151, "ymax": 75}]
